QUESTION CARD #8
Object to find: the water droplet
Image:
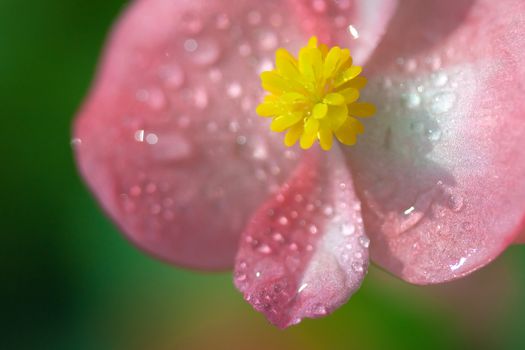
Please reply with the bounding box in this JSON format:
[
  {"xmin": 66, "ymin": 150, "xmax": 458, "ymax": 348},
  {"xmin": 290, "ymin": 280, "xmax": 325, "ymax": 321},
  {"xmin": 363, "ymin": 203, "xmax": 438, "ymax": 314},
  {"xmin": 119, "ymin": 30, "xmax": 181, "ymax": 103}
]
[
  {"xmin": 150, "ymin": 204, "xmax": 162, "ymax": 215},
  {"xmin": 311, "ymin": 0, "xmax": 327, "ymax": 13},
  {"xmin": 181, "ymin": 13, "xmax": 203, "ymax": 34},
  {"xmin": 257, "ymin": 244, "xmax": 272, "ymax": 254},
  {"xmin": 192, "ymin": 39, "xmax": 220, "ymax": 66},
  {"xmin": 447, "ymin": 194, "xmax": 464, "ymax": 212},
  {"xmin": 71, "ymin": 138, "xmax": 82, "ymax": 146},
  {"xmin": 432, "ymin": 72, "xmax": 448, "ymax": 87},
  {"xmin": 312, "ymin": 304, "xmax": 327, "ymax": 316},
  {"xmin": 184, "ymin": 38, "xmax": 198, "ymax": 52},
  {"xmin": 259, "ymin": 30, "xmax": 278, "ymax": 51},
  {"xmin": 135, "ymin": 129, "xmax": 144, "ymax": 142},
  {"xmin": 135, "ymin": 89, "xmax": 149, "ymax": 102},
  {"xmin": 430, "ymin": 56, "xmax": 442, "ymax": 70},
  {"xmin": 257, "ymin": 58, "xmax": 274, "ymax": 74},
  {"xmin": 145, "ymin": 183, "xmax": 157, "ymax": 194},
  {"xmin": 348, "ymin": 25, "xmax": 359, "ymax": 39},
  {"xmin": 403, "ymin": 206, "xmax": 415, "ymax": 215},
  {"xmin": 309, "ymin": 224, "xmax": 318, "ymax": 235},
  {"xmin": 228, "ymin": 121, "xmax": 240, "ymax": 133},
  {"xmin": 278, "ymin": 216, "xmax": 289, "ymax": 226},
  {"xmin": 252, "ymin": 143, "xmax": 268, "ymax": 160},
  {"xmin": 297, "ymin": 283, "xmax": 308, "ymax": 293},
  {"xmin": 238, "ymin": 43, "xmax": 252, "ymax": 57},
  {"xmin": 129, "ymin": 185, "xmax": 142, "ymax": 197},
  {"xmin": 294, "ymin": 194, "xmax": 304, "ymax": 203},
  {"xmin": 403, "ymin": 92, "xmax": 421, "ymax": 109},
  {"xmin": 323, "ymin": 206, "xmax": 334, "ymax": 216},
  {"xmin": 461, "ymin": 221, "xmax": 473, "ymax": 231},
  {"xmin": 450, "ymin": 257, "xmax": 467, "ymax": 271},
  {"xmin": 342, "ymin": 223, "xmax": 355, "ymax": 236},
  {"xmin": 355, "ymin": 252, "xmax": 363, "ymax": 259},
  {"xmin": 272, "ymin": 232, "xmax": 284, "ymax": 242},
  {"xmin": 359, "ymin": 235, "xmax": 370, "ymax": 248},
  {"xmin": 426, "ymin": 128, "xmax": 442, "ymax": 142},
  {"xmin": 145, "ymin": 133, "xmax": 159, "ymax": 145},
  {"xmin": 352, "ymin": 262, "xmax": 364, "ymax": 273},
  {"xmin": 236, "ymin": 135, "xmax": 247, "ymax": 145},
  {"xmin": 192, "ymin": 88, "xmax": 209, "ymax": 109},
  {"xmin": 255, "ymin": 271, "xmax": 262, "ymax": 278},
  {"xmin": 405, "ymin": 59, "xmax": 418, "ymax": 72},
  {"xmin": 429, "ymin": 92, "xmax": 456, "ymax": 114},
  {"xmin": 227, "ymin": 82, "xmax": 242, "ymax": 98},
  {"xmin": 236, "ymin": 273, "xmax": 247, "ymax": 282}
]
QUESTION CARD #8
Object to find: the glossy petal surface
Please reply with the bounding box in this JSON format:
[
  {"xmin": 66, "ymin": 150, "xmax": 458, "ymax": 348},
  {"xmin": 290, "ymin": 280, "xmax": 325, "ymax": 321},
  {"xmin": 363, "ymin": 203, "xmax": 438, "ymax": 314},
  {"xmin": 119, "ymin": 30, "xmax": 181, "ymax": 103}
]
[
  {"xmin": 345, "ymin": 0, "xmax": 525, "ymax": 283},
  {"xmin": 234, "ymin": 147, "xmax": 369, "ymax": 328}
]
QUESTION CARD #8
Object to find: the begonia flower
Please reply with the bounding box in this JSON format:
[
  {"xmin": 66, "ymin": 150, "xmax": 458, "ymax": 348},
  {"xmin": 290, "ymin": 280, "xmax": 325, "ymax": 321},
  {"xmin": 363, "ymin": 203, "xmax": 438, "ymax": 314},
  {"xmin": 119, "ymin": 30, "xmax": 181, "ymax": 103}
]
[{"xmin": 73, "ymin": 0, "xmax": 525, "ymax": 328}]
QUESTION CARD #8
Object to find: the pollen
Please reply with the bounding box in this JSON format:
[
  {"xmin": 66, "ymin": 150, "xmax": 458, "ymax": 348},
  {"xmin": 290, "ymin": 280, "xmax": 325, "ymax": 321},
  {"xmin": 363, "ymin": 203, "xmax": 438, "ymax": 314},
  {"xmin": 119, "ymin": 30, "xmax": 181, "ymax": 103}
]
[{"xmin": 256, "ymin": 36, "xmax": 375, "ymax": 151}]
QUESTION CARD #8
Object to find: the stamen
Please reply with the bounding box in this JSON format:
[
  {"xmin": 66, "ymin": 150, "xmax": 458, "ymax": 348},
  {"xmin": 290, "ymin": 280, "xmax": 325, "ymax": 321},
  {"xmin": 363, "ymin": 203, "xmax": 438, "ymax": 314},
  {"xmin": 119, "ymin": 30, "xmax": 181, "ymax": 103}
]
[{"xmin": 256, "ymin": 36, "xmax": 375, "ymax": 150}]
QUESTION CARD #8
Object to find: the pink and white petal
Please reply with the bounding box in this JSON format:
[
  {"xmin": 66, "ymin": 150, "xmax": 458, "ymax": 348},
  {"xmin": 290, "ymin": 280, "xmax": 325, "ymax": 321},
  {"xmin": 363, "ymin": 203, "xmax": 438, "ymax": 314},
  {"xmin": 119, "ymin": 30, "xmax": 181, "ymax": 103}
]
[
  {"xmin": 345, "ymin": 0, "xmax": 525, "ymax": 283},
  {"xmin": 234, "ymin": 147, "xmax": 369, "ymax": 328},
  {"xmin": 73, "ymin": 0, "xmax": 317, "ymax": 269},
  {"xmin": 289, "ymin": 0, "xmax": 398, "ymax": 64}
]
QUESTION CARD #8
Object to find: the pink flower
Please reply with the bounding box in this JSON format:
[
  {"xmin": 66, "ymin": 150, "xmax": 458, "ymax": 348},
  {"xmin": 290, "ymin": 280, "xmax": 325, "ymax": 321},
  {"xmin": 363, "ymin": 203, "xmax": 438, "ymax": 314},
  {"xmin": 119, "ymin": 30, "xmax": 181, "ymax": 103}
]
[{"xmin": 73, "ymin": 0, "xmax": 525, "ymax": 328}]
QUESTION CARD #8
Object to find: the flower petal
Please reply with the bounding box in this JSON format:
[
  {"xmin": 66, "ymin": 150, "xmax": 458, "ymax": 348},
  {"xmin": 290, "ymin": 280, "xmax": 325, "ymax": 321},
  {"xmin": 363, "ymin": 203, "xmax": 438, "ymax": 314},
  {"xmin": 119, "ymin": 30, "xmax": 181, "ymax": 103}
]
[
  {"xmin": 234, "ymin": 147, "xmax": 369, "ymax": 328},
  {"xmin": 73, "ymin": 0, "xmax": 324, "ymax": 269},
  {"xmin": 345, "ymin": 0, "xmax": 525, "ymax": 283},
  {"xmin": 289, "ymin": 0, "xmax": 399, "ymax": 64}
]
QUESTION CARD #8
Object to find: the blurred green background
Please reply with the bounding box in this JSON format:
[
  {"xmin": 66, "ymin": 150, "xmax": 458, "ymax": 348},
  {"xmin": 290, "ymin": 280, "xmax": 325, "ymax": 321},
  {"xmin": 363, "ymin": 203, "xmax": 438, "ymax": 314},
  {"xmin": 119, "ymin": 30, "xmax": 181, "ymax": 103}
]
[{"xmin": 1, "ymin": 0, "xmax": 525, "ymax": 349}]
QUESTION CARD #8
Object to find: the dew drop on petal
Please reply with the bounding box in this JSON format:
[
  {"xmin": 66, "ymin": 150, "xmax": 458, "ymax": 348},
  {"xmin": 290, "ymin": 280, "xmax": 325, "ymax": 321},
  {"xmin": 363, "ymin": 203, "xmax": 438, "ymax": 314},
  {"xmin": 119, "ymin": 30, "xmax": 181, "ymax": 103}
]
[
  {"xmin": 348, "ymin": 25, "xmax": 359, "ymax": 39},
  {"xmin": 227, "ymin": 82, "xmax": 243, "ymax": 98},
  {"xmin": 342, "ymin": 223, "xmax": 355, "ymax": 236},
  {"xmin": 358, "ymin": 235, "xmax": 370, "ymax": 248},
  {"xmin": 257, "ymin": 244, "xmax": 273, "ymax": 254},
  {"xmin": 429, "ymin": 92, "xmax": 456, "ymax": 114}
]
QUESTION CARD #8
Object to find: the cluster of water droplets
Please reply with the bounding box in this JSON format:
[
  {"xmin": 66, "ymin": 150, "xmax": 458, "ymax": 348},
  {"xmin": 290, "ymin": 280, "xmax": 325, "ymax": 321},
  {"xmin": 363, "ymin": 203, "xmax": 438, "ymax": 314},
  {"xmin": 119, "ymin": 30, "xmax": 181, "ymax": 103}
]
[
  {"xmin": 346, "ymin": 51, "xmax": 487, "ymax": 276},
  {"xmin": 356, "ymin": 53, "xmax": 474, "ymax": 231},
  {"xmin": 235, "ymin": 154, "xmax": 370, "ymax": 326}
]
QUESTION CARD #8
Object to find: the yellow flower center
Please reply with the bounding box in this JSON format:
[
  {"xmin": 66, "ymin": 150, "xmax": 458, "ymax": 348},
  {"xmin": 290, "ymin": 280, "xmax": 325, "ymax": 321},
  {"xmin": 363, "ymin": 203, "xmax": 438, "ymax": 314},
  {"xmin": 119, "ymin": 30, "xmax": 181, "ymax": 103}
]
[{"xmin": 256, "ymin": 36, "xmax": 375, "ymax": 151}]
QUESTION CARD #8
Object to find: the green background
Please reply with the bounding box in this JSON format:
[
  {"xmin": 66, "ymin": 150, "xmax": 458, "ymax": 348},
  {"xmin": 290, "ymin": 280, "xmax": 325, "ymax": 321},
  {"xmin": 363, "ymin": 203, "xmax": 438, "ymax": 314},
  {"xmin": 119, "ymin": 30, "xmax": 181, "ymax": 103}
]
[{"xmin": 2, "ymin": 0, "xmax": 524, "ymax": 349}]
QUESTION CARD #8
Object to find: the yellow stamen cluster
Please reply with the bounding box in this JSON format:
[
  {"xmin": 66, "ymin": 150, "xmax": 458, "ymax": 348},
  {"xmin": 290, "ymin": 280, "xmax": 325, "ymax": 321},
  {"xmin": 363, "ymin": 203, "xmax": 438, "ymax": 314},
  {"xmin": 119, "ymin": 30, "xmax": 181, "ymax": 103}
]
[{"xmin": 256, "ymin": 36, "xmax": 375, "ymax": 151}]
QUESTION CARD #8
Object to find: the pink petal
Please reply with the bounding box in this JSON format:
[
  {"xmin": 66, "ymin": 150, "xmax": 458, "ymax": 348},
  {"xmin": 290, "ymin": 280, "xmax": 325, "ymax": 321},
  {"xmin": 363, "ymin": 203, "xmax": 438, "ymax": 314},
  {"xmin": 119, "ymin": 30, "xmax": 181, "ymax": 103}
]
[
  {"xmin": 72, "ymin": 0, "xmax": 397, "ymax": 269},
  {"xmin": 344, "ymin": 0, "xmax": 525, "ymax": 283},
  {"xmin": 289, "ymin": 0, "xmax": 398, "ymax": 64},
  {"xmin": 73, "ymin": 0, "xmax": 307, "ymax": 269},
  {"xmin": 234, "ymin": 147, "xmax": 369, "ymax": 328}
]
